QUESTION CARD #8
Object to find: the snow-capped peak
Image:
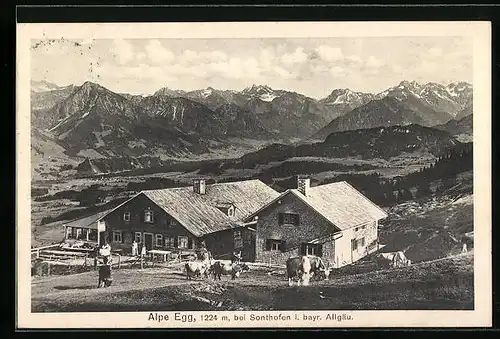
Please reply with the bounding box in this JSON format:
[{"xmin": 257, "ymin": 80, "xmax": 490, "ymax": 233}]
[
  {"xmin": 241, "ymin": 84, "xmax": 280, "ymax": 101},
  {"xmin": 201, "ymin": 88, "xmax": 213, "ymax": 98}
]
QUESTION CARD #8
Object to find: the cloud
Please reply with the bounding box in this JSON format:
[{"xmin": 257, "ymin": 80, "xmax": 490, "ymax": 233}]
[
  {"xmin": 281, "ymin": 47, "xmax": 308, "ymax": 66},
  {"xmin": 329, "ymin": 66, "xmax": 348, "ymax": 77},
  {"xmin": 365, "ymin": 56, "xmax": 383, "ymax": 68},
  {"xmin": 428, "ymin": 47, "xmax": 443, "ymax": 58},
  {"xmin": 145, "ymin": 40, "xmax": 175, "ymax": 64},
  {"xmin": 136, "ymin": 52, "xmax": 146, "ymax": 61},
  {"xmin": 392, "ymin": 64, "xmax": 404, "ymax": 73},
  {"xmin": 111, "ymin": 39, "xmax": 135, "ymax": 65},
  {"xmin": 273, "ymin": 66, "xmax": 295, "ymax": 79},
  {"xmin": 419, "ymin": 60, "xmax": 439, "ymax": 73},
  {"xmin": 259, "ymin": 48, "xmax": 276, "ymax": 70},
  {"xmin": 178, "ymin": 49, "xmax": 228, "ymax": 65},
  {"xmin": 314, "ymin": 45, "xmax": 343, "ymax": 62},
  {"xmin": 345, "ymin": 55, "xmax": 363, "ymax": 65}
]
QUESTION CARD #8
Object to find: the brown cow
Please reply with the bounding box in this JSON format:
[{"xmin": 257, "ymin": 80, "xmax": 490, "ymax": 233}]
[{"xmin": 210, "ymin": 261, "xmax": 250, "ymax": 280}]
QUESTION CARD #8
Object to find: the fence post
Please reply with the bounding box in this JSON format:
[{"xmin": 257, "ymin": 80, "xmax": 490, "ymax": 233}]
[
  {"xmin": 47, "ymin": 262, "xmax": 51, "ymax": 276},
  {"xmin": 118, "ymin": 254, "xmax": 121, "ymax": 269},
  {"xmin": 140, "ymin": 255, "xmax": 144, "ymax": 269},
  {"xmin": 36, "ymin": 249, "xmax": 40, "ymax": 258}
]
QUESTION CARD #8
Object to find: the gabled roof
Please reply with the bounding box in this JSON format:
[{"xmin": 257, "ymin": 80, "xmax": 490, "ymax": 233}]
[
  {"xmin": 248, "ymin": 181, "xmax": 388, "ymax": 231},
  {"xmin": 102, "ymin": 179, "xmax": 280, "ymax": 237},
  {"xmin": 63, "ymin": 209, "xmax": 111, "ymax": 229}
]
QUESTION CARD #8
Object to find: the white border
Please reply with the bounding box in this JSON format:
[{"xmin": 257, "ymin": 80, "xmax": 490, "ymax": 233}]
[{"xmin": 16, "ymin": 21, "xmax": 492, "ymax": 328}]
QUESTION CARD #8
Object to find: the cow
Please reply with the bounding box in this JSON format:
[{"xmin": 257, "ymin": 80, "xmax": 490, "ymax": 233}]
[
  {"xmin": 374, "ymin": 251, "xmax": 411, "ymax": 269},
  {"xmin": 185, "ymin": 258, "xmax": 212, "ymax": 280},
  {"xmin": 97, "ymin": 264, "xmax": 113, "ymax": 288},
  {"xmin": 210, "ymin": 261, "xmax": 250, "ymax": 280},
  {"xmin": 286, "ymin": 255, "xmax": 330, "ymax": 287}
]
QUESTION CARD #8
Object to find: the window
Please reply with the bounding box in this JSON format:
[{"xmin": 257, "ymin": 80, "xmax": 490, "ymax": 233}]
[
  {"xmin": 351, "ymin": 238, "xmax": 365, "ymax": 251},
  {"xmin": 164, "ymin": 237, "xmax": 175, "ymax": 248},
  {"xmin": 144, "ymin": 209, "xmax": 154, "ymax": 223},
  {"xmin": 113, "ymin": 230, "xmax": 123, "ymax": 243},
  {"xmin": 178, "ymin": 236, "xmax": 189, "ymax": 249},
  {"xmin": 234, "ymin": 230, "xmax": 243, "ymax": 249},
  {"xmin": 66, "ymin": 227, "xmax": 73, "ymax": 239},
  {"xmin": 278, "ymin": 213, "xmax": 299, "ymax": 226},
  {"xmin": 301, "ymin": 243, "xmax": 322, "ymax": 256},
  {"xmin": 228, "ymin": 207, "xmax": 234, "ymax": 217},
  {"xmin": 123, "ymin": 212, "xmax": 131, "ymax": 221},
  {"xmin": 351, "ymin": 239, "xmax": 358, "ymax": 251},
  {"xmin": 134, "ymin": 232, "xmax": 142, "ymax": 243},
  {"xmin": 155, "ymin": 234, "xmax": 163, "ymax": 247},
  {"xmin": 266, "ymin": 239, "xmax": 285, "ymax": 251},
  {"xmin": 168, "ymin": 219, "xmax": 178, "ymax": 228},
  {"xmin": 76, "ymin": 228, "xmax": 83, "ymax": 240}
]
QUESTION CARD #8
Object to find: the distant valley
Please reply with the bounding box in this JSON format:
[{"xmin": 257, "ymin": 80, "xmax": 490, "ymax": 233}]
[{"xmin": 30, "ymin": 79, "xmax": 473, "ymax": 179}]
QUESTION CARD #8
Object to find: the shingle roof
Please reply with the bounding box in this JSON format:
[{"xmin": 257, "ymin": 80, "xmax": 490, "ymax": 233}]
[
  {"xmin": 291, "ymin": 181, "xmax": 388, "ymax": 230},
  {"xmin": 63, "ymin": 209, "xmax": 111, "ymax": 229},
  {"xmin": 141, "ymin": 179, "xmax": 280, "ymax": 237},
  {"xmin": 249, "ymin": 181, "xmax": 388, "ymax": 231}
]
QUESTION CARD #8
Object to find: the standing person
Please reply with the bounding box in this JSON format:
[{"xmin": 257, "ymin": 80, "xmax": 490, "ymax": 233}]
[
  {"xmin": 100, "ymin": 242, "xmax": 112, "ymax": 266},
  {"xmin": 231, "ymin": 250, "xmax": 242, "ymax": 264},
  {"xmin": 141, "ymin": 244, "xmax": 147, "ymax": 257},
  {"xmin": 132, "ymin": 240, "xmax": 138, "ymax": 256},
  {"xmin": 195, "ymin": 240, "xmax": 209, "ymax": 261}
]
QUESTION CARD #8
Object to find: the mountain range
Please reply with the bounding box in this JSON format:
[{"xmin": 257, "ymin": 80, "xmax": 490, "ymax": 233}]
[
  {"xmin": 311, "ymin": 81, "xmax": 472, "ymax": 141},
  {"xmin": 30, "ymin": 79, "xmax": 473, "ymax": 176}
]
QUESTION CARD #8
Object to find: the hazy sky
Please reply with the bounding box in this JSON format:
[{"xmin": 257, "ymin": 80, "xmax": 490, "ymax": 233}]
[{"xmin": 31, "ymin": 37, "xmax": 473, "ymax": 99}]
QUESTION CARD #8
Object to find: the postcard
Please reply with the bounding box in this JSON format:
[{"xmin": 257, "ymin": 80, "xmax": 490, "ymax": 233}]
[{"xmin": 16, "ymin": 21, "xmax": 492, "ymax": 328}]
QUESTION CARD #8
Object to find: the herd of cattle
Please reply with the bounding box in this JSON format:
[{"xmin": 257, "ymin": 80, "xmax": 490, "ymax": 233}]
[
  {"xmin": 187, "ymin": 255, "xmax": 330, "ymax": 286},
  {"xmin": 97, "ymin": 250, "xmax": 412, "ymax": 288}
]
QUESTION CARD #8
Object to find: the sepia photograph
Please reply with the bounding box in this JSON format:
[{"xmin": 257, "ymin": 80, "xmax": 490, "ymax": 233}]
[{"xmin": 16, "ymin": 21, "xmax": 492, "ymax": 328}]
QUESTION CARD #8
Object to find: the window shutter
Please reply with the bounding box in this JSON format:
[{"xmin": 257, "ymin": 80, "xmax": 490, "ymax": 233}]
[
  {"xmin": 295, "ymin": 214, "xmax": 300, "ymax": 226},
  {"xmin": 174, "ymin": 236, "xmax": 178, "ymax": 248},
  {"xmin": 188, "ymin": 237, "xmax": 193, "ymax": 249},
  {"xmin": 279, "ymin": 240, "xmax": 286, "ymax": 252},
  {"xmin": 317, "ymin": 244, "xmax": 323, "ymax": 257},
  {"xmin": 278, "ymin": 213, "xmax": 284, "ymax": 225},
  {"xmin": 300, "ymin": 243, "xmax": 307, "ymax": 256}
]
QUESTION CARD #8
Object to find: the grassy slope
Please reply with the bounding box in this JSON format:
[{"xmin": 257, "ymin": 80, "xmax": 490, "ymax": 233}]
[{"xmin": 32, "ymin": 252, "xmax": 473, "ymax": 312}]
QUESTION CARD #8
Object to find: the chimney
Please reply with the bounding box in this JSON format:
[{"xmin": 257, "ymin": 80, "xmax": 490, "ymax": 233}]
[
  {"xmin": 193, "ymin": 179, "xmax": 206, "ymax": 195},
  {"xmin": 297, "ymin": 176, "xmax": 310, "ymax": 197}
]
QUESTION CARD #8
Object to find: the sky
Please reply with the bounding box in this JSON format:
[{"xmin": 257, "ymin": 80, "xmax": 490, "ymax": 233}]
[{"xmin": 30, "ymin": 37, "xmax": 473, "ymax": 99}]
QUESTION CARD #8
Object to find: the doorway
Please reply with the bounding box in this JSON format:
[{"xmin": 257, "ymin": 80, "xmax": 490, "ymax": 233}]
[{"xmin": 143, "ymin": 233, "xmax": 154, "ymax": 251}]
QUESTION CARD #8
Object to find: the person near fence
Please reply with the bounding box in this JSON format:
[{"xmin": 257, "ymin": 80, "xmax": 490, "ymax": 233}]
[
  {"xmin": 132, "ymin": 240, "xmax": 138, "ymax": 256},
  {"xmin": 195, "ymin": 241, "xmax": 209, "ymax": 261},
  {"xmin": 231, "ymin": 250, "xmax": 242, "ymax": 264},
  {"xmin": 141, "ymin": 244, "xmax": 147, "ymax": 257}
]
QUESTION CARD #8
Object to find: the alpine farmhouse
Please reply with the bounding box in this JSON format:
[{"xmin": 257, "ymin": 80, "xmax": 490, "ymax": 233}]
[
  {"xmin": 62, "ymin": 177, "xmax": 388, "ymax": 266},
  {"xmin": 244, "ymin": 177, "xmax": 388, "ymax": 267},
  {"xmin": 64, "ymin": 179, "xmax": 280, "ymax": 260}
]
